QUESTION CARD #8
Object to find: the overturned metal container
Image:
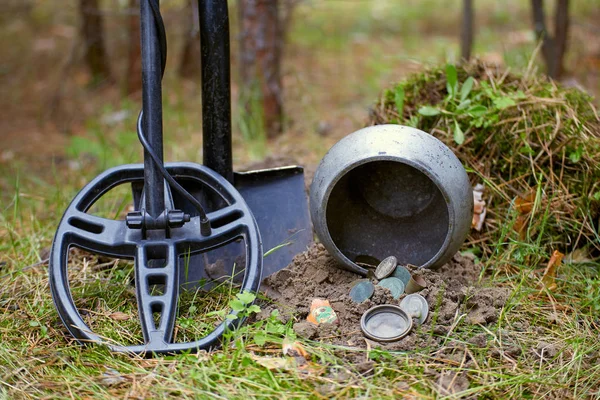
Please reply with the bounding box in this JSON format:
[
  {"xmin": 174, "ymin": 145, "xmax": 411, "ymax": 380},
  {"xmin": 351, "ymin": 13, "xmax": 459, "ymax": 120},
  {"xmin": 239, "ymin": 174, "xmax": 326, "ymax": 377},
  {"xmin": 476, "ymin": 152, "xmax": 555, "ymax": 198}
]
[{"xmin": 310, "ymin": 125, "xmax": 473, "ymax": 276}]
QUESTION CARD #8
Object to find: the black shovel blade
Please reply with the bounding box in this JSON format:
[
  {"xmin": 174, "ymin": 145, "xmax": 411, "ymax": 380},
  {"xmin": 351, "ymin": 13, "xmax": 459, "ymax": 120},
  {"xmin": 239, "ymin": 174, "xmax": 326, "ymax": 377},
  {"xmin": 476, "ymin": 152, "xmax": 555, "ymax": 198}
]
[
  {"xmin": 234, "ymin": 166, "xmax": 313, "ymax": 277},
  {"xmin": 145, "ymin": 165, "xmax": 312, "ymax": 288}
]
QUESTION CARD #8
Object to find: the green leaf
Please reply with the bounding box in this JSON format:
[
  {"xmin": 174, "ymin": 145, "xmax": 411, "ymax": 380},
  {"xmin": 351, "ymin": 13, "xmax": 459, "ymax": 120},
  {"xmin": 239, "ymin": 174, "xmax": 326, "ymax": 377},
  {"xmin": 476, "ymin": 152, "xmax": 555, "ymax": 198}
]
[
  {"xmin": 593, "ymin": 191, "xmax": 600, "ymax": 201},
  {"xmin": 230, "ymin": 299, "xmax": 246, "ymax": 312},
  {"xmin": 446, "ymin": 64, "xmax": 458, "ymax": 97},
  {"xmin": 188, "ymin": 305, "xmax": 197, "ymax": 314},
  {"xmin": 569, "ymin": 146, "xmax": 583, "ymax": 163},
  {"xmin": 418, "ymin": 106, "xmax": 441, "ymax": 116},
  {"xmin": 467, "ymin": 105, "xmax": 487, "ymax": 117},
  {"xmin": 394, "ymin": 86, "xmax": 405, "ymax": 117},
  {"xmin": 226, "ymin": 314, "xmax": 238, "ymax": 320},
  {"xmin": 253, "ymin": 331, "xmax": 267, "ymax": 346},
  {"xmin": 453, "ymin": 120, "xmax": 465, "ymax": 145},
  {"xmin": 493, "ymin": 96, "xmax": 516, "ymax": 109},
  {"xmin": 247, "ymin": 305, "xmax": 261, "ymax": 314},
  {"xmin": 460, "ymin": 77, "xmax": 474, "ymax": 102},
  {"xmin": 236, "ymin": 291, "xmax": 256, "ymax": 305},
  {"xmin": 457, "ymin": 99, "xmax": 471, "ymax": 110}
]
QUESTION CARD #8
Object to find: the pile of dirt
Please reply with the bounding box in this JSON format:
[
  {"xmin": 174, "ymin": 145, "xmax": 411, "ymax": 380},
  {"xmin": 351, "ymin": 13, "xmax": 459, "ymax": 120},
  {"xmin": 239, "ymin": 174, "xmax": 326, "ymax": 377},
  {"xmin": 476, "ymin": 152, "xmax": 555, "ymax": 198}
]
[
  {"xmin": 259, "ymin": 243, "xmax": 511, "ymax": 351},
  {"xmin": 370, "ymin": 61, "xmax": 600, "ymax": 258}
]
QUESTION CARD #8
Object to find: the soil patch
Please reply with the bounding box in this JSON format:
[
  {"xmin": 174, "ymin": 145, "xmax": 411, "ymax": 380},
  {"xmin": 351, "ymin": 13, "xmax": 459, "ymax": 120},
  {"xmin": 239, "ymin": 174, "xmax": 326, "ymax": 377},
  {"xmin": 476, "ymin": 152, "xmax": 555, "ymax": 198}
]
[{"xmin": 259, "ymin": 243, "xmax": 510, "ymax": 351}]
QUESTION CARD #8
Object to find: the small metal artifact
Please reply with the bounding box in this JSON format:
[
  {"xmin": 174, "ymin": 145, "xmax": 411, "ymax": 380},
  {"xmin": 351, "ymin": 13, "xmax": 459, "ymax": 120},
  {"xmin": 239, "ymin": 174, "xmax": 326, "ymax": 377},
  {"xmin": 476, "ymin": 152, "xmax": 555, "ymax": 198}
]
[
  {"xmin": 392, "ymin": 265, "xmax": 412, "ymax": 287},
  {"xmin": 307, "ymin": 299, "xmax": 338, "ymax": 325},
  {"xmin": 400, "ymin": 294, "xmax": 429, "ymax": 324},
  {"xmin": 360, "ymin": 305, "xmax": 413, "ymax": 342},
  {"xmin": 405, "ymin": 274, "xmax": 427, "ymax": 294},
  {"xmin": 377, "ymin": 277, "xmax": 405, "ymax": 299},
  {"xmin": 374, "ymin": 256, "xmax": 398, "ymax": 280},
  {"xmin": 349, "ymin": 280, "xmax": 375, "ymax": 303}
]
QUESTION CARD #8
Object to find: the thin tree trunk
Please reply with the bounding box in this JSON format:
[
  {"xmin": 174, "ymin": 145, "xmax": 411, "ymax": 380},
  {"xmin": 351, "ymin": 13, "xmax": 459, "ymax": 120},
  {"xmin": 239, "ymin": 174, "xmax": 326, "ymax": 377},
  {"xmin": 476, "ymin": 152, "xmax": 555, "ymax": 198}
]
[
  {"xmin": 554, "ymin": 0, "xmax": 570, "ymax": 78},
  {"xmin": 179, "ymin": 0, "xmax": 201, "ymax": 79},
  {"xmin": 79, "ymin": 0, "xmax": 112, "ymax": 85},
  {"xmin": 125, "ymin": 0, "xmax": 142, "ymax": 94},
  {"xmin": 531, "ymin": 0, "xmax": 557, "ymax": 78},
  {"xmin": 460, "ymin": 0, "xmax": 473, "ymax": 61},
  {"xmin": 239, "ymin": 0, "xmax": 283, "ymax": 138}
]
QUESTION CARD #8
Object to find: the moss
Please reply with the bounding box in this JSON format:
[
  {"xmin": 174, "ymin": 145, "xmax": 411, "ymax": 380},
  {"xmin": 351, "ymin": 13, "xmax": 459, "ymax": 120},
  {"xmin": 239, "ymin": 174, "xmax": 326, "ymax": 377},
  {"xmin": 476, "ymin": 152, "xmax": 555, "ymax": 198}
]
[{"xmin": 370, "ymin": 61, "xmax": 600, "ymax": 257}]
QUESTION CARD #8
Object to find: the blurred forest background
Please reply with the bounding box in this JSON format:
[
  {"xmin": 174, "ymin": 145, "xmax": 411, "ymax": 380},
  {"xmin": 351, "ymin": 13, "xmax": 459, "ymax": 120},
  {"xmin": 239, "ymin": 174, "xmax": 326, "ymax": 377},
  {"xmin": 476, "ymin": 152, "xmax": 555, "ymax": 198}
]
[{"xmin": 1, "ymin": 0, "xmax": 599, "ymax": 175}]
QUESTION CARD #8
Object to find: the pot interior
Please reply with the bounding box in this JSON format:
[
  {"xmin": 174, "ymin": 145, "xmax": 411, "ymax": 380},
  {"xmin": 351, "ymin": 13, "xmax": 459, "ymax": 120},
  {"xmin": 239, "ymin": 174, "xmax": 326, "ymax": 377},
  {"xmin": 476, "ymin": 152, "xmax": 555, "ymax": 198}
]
[{"xmin": 325, "ymin": 160, "xmax": 449, "ymax": 267}]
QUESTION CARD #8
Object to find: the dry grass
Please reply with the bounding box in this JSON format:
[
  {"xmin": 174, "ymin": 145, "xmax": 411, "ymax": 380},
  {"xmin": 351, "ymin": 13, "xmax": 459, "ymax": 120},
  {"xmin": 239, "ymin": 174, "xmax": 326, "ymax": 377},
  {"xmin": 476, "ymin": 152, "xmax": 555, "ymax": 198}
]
[{"xmin": 370, "ymin": 61, "xmax": 600, "ymax": 265}]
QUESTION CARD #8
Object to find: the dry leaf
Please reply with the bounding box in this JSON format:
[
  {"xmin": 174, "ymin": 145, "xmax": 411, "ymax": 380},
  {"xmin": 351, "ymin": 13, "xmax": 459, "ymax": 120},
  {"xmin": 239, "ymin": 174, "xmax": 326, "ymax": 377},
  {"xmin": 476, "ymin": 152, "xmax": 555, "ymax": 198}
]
[
  {"xmin": 250, "ymin": 355, "xmax": 294, "ymax": 370},
  {"xmin": 541, "ymin": 250, "xmax": 564, "ymax": 291},
  {"xmin": 282, "ymin": 340, "xmax": 309, "ymax": 359},
  {"xmin": 109, "ymin": 312, "xmax": 131, "ymax": 321},
  {"xmin": 471, "ymin": 184, "xmax": 486, "ymax": 231},
  {"xmin": 515, "ymin": 192, "xmax": 536, "ymax": 215},
  {"xmin": 514, "ymin": 215, "xmax": 529, "ymax": 240}
]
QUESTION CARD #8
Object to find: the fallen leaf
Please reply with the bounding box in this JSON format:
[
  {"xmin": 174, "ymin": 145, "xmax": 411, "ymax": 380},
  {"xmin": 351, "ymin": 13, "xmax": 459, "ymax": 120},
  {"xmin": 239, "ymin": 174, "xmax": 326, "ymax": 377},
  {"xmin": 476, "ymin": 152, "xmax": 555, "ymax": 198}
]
[
  {"xmin": 541, "ymin": 250, "xmax": 564, "ymax": 291},
  {"xmin": 282, "ymin": 340, "xmax": 309, "ymax": 359},
  {"xmin": 471, "ymin": 184, "xmax": 486, "ymax": 231},
  {"xmin": 514, "ymin": 215, "xmax": 529, "ymax": 240},
  {"xmin": 515, "ymin": 192, "xmax": 536, "ymax": 215},
  {"xmin": 109, "ymin": 312, "xmax": 131, "ymax": 321},
  {"xmin": 250, "ymin": 355, "xmax": 295, "ymax": 370}
]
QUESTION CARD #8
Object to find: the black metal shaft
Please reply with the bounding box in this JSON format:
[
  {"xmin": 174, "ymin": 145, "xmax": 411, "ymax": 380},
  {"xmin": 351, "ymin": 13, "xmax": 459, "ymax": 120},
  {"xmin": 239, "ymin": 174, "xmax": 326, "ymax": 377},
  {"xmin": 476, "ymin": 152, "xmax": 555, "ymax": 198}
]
[
  {"xmin": 141, "ymin": 0, "xmax": 165, "ymax": 217},
  {"xmin": 198, "ymin": 0, "xmax": 234, "ymax": 183}
]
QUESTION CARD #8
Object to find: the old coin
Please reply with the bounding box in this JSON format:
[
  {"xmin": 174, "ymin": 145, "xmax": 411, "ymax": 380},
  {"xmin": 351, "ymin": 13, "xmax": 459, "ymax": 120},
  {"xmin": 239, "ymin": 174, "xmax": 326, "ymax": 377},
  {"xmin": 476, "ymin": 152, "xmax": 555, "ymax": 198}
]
[
  {"xmin": 349, "ymin": 280, "xmax": 375, "ymax": 303},
  {"xmin": 399, "ymin": 294, "xmax": 429, "ymax": 324},
  {"xmin": 374, "ymin": 256, "xmax": 397, "ymax": 280},
  {"xmin": 377, "ymin": 277, "xmax": 405, "ymax": 299},
  {"xmin": 392, "ymin": 265, "xmax": 412, "ymax": 287}
]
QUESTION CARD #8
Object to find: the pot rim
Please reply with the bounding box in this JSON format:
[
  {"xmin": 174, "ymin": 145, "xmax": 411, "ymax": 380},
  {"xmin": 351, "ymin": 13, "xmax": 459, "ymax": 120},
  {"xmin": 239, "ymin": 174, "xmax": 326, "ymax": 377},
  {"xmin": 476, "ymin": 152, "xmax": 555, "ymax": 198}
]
[{"xmin": 320, "ymin": 155, "xmax": 455, "ymax": 273}]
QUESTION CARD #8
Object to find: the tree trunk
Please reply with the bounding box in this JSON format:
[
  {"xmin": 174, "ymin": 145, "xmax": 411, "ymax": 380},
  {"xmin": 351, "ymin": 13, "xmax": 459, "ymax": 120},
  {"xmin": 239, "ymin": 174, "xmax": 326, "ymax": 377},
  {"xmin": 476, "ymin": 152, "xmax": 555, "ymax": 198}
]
[
  {"xmin": 239, "ymin": 0, "xmax": 283, "ymax": 138},
  {"xmin": 79, "ymin": 0, "xmax": 112, "ymax": 85},
  {"xmin": 179, "ymin": 0, "xmax": 201, "ymax": 79},
  {"xmin": 125, "ymin": 0, "xmax": 142, "ymax": 94},
  {"xmin": 460, "ymin": 0, "xmax": 474, "ymax": 61},
  {"xmin": 553, "ymin": 0, "xmax": 570, "ymax": 78},
  {"xmin": 531, "ymin": 0, "xmax": 557, "ymax": 78}
]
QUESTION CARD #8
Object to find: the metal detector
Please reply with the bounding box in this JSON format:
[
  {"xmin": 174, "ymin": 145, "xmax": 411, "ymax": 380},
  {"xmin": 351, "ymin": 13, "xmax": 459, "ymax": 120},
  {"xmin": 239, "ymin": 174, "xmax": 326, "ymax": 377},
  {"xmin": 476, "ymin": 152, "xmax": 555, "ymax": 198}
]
[{"xmin": 48, "ymin": 0, "xmax": 308, "ymax": 355}]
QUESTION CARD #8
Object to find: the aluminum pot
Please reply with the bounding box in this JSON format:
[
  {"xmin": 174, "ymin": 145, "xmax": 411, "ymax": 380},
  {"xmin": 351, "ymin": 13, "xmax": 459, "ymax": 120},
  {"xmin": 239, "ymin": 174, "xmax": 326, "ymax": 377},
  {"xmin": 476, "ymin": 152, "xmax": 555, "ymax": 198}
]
[{"xmin": 310, "ymin": 125, "xmax": 473, "ymax": 276}]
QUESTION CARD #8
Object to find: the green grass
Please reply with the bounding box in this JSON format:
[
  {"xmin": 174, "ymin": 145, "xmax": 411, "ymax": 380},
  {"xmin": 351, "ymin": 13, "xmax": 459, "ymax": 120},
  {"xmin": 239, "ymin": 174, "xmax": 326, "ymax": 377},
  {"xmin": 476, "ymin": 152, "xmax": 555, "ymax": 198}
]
[{"xmin": 2, "ymin": 0, "xmax": 600, "ymax": 398}]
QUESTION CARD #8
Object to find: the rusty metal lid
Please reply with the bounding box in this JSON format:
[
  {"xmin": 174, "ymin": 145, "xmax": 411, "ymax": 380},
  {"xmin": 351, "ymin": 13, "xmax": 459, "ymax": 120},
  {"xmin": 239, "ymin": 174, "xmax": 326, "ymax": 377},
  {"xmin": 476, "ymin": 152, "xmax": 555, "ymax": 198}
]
[{"xmin": 360, "ymin": 305, "xmax": 413, "ymax": 342}]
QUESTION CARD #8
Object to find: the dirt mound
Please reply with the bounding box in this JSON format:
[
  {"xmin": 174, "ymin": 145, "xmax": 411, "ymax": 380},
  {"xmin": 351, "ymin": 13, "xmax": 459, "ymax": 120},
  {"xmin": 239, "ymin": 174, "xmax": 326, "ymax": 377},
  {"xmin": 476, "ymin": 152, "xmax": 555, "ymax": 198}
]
[{"xmin": 259, "ymin": 243, "xmax": 510, "ymax": 351}]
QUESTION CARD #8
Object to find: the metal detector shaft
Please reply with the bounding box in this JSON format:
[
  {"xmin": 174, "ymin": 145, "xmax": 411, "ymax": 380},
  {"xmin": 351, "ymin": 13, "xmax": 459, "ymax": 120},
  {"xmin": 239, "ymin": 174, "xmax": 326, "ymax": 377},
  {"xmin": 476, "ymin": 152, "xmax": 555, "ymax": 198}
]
[
  {"xmin": 141, "ymin": 0, "xmax": 165, "ymax": 217},
  {"xmin": 198, "ymin": 0, "xmax": 234, "ymax": 183}
]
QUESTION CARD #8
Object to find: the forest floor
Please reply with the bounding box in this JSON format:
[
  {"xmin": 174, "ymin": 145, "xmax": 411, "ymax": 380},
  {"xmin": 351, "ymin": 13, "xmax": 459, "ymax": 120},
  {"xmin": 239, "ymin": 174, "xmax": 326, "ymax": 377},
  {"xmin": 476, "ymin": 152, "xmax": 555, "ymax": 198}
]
[{"xmin": 1, "ymin": 1, "xmax": 600, "ymax": 399}]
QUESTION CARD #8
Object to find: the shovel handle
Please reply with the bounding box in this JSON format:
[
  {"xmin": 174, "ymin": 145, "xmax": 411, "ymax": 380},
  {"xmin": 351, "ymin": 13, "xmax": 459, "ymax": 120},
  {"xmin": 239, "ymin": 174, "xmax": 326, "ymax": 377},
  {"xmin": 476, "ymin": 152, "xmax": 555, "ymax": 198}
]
[{"xmin": 199, "ymin": 0, "xmax": 233, "ymax": 183}]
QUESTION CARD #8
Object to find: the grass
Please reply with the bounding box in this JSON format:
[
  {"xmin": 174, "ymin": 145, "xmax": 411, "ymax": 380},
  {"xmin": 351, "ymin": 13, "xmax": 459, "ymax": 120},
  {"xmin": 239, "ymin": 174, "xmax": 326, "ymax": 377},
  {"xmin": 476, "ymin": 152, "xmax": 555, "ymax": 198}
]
[{"xmin": 2, "ymin": 0, "xmax": 600, "ymax": 398}]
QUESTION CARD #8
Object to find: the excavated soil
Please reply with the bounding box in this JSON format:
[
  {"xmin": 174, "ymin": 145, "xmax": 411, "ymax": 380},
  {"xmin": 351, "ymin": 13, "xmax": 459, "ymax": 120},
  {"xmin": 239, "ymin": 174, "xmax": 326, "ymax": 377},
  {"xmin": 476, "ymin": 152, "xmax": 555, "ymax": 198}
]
[{"xmin": 258, "ymin": 243, "xmax": 511, "ymax": 352}]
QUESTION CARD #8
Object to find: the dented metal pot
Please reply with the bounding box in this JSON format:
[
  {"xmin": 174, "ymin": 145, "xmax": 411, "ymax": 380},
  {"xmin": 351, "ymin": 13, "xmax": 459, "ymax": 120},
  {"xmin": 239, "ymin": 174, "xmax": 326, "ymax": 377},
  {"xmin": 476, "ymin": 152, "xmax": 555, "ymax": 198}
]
[{"xmin": 310, "ymin": 125, "xmax": 473, "ymax": 276}]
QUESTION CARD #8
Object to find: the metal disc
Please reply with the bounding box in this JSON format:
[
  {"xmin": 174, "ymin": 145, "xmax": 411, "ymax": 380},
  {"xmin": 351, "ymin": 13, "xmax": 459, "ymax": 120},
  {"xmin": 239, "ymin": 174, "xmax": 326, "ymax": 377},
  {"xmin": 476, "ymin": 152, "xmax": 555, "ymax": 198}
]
[
  {"xmin": 377, "ymin": 277, "xmax": 405, "ymax": 299},
  {"xmin": 399, "ymin": 294, "xmax": 429, "ymax": 324},
  {"xmin": 360, "ymin": 305, "xmax": 413, "ymax": 342},
  {"xmin": 349, "ymin": 280, "xmax": 375, "ymax": 303},
  {"xmin": 392, "ymin": 265, "xmax": 412, "ymax": 287},
  {"xmin": 374, "ymin": 256, "xmax": 397, "ymax": 280}
]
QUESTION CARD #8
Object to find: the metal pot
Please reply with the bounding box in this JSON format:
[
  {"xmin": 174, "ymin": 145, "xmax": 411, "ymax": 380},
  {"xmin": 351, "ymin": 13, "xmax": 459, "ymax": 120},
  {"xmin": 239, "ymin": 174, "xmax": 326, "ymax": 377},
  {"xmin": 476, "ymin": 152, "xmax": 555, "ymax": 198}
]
[{"xmin": 310, "ymin": 125, "xmax": 473, "ymax": 276}]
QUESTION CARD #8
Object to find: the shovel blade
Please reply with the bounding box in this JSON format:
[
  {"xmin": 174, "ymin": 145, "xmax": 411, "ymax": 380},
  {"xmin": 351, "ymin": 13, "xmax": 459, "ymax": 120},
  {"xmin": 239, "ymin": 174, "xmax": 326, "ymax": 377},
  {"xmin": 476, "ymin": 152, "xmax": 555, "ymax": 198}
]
[
  {"xmin": 150, "ymin": 166, "xmax": 312, "ymax": 288},
  {"xmin": 234, "ymin": 166, "xmax": 313, "ymax": 277}
]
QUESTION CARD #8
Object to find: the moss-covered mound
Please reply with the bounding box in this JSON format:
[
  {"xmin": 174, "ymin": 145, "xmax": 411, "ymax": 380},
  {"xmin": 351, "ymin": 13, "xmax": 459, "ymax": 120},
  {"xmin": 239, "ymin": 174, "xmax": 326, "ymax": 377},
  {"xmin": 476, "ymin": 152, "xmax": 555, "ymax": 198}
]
[{"xmin": 370, "ymin": 61, "xmax": 600, "ymax": 260}]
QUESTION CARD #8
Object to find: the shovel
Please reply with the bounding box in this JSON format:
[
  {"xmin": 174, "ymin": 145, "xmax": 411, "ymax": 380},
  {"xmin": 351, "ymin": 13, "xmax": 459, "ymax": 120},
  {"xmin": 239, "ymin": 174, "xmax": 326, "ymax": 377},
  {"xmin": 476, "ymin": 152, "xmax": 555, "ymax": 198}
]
[{"xmin": 158, "ymin": 0, "xmax": 312, "ymax": 286}]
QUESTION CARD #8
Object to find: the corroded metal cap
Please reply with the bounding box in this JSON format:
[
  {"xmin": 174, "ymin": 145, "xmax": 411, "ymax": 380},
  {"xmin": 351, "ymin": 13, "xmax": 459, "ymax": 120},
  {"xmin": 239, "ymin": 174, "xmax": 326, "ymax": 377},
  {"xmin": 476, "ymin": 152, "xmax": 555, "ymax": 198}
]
[{"xmin": 360, "ymin": 305, "xmax": 413, "ymax": 342}]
